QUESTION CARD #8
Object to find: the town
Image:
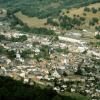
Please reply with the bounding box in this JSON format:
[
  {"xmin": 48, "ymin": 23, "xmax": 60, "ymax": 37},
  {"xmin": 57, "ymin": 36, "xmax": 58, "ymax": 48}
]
[{"xmin": 0, "ymin": 8, "xmax": 100, "ymax": 100}]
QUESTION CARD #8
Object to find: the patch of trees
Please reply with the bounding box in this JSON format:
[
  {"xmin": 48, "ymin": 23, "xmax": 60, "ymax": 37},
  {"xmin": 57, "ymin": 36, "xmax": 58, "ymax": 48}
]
[
  {"xmin": 0, "ymin": 46, "xmax": 7, "ymax": 55},
  {"xmin": 47, "ymin": 18, "xmax": 59, "ymax": 26},
  {"xmin": 34, "ymin": 45, "xmax": 50, "ymax": 60},
  {"xmin": 84, "ymin": 7, "xmax": 98, "ymax": 14},
  {"xmin": 30, "ymin": 28, "xmax": 56, "ymax": 35},
  {"xmin": 7, "ymin": 50, "xmax": 16, "ymax": 59},
  {"xmin": 55, "ymin": 48, "xmax": 69, "ymax": 54},
  {"xmin": 9, "ymin": 15, "xmax": 24, "ymax": 29},
  {"xmin": 92, "ymin": 58, "xmax": 100, "ymax": 65},
  {"xmin": 19, "ymin": 24, "xmax": 56, "ymax": 35},
  {"xmin": 21, "ymin": 7, "xmax": 61, "ymax": 19},
  {"xmin": 0, "ymin": 46, "xmax": 16, "ymax": 59},
  {"xmin": 10, "ymin": 35, "xmax": 27, "ymax": 42},
  {"xmin": 0, "ymin": 34, "xmax": 9, "ymax": 42},
  {"xmin": 58, "ymin": 15, "xmax": 85, "ymax": 30},
  {"xmin": 21, "ymin": 49, "xmax": 33, "ymax": 59}
]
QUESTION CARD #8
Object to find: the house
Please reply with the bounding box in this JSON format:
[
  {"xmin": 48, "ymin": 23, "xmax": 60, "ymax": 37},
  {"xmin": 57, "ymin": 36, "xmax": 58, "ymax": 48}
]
[
  {"xmin": 0, "ymin": 9, "xmax": 7, "ymax": 20},
  {"xmin": 94, "ymin": 31, "xmax": 100, "ymax": 36},
  {"xmin": 58, "ymin": 36, "xmax": 81, "ymax": 44},
  {"xmin": 19, "ymin": 72, "xmax": 26, "ymax": 78},
  {"xmin": 51, "ymin": 69, "xmax": 61, "ymax": 78}
]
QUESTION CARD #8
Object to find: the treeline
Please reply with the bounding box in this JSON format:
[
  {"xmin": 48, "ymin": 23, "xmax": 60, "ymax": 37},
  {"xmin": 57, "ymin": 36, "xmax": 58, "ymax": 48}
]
[
  {"xmin": 10, "ymin": 35, "xmax": 27, "ymax": 42},
  {"xmin": 17, "ymin": 24, "xmax": 56, "ymax": 35},
  {"xmin": 0, "ymin": 76, "xmax": 90, "ymax": 100},
  {"xmin": 0, "ymin": 34, "xmax": 27, "ymax": 42}
]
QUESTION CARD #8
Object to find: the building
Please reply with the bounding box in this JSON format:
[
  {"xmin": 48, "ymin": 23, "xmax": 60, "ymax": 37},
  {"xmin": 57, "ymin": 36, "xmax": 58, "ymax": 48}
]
[{"xmin": 0, "ymin": 9, "xmax": 7, "ymax": 20}]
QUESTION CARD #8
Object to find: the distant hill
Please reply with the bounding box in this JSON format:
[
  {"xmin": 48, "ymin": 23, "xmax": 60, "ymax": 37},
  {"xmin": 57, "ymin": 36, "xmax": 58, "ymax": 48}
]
[{"xmin": 0, "ymin": 0, "xmax": 100, "ymax": 18}]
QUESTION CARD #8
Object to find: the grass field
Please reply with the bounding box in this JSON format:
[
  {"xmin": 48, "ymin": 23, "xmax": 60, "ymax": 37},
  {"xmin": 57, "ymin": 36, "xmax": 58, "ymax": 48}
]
[
  {"xmin": 15, "ymin": 11, "xmax": 48, "ymax": 28},
  {"xmin": 61, "ymin": 3, "xmax": 100, "ymax": 30}
]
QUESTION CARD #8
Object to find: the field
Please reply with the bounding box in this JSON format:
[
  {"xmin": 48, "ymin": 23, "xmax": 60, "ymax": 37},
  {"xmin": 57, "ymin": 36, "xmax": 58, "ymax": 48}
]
[
  {"xmin": 61, "ymin": 3, "xmax": 100, "ymax": 19},
  {"xmin": 15, "ymin": 11, "xmax": 48, "ymax": 28}
]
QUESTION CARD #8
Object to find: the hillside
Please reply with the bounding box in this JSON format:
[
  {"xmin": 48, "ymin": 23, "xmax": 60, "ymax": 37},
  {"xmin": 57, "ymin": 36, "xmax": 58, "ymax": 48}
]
[{"xmin": 0, "ymin": 76, "xmax": 90, "ymax": 100}]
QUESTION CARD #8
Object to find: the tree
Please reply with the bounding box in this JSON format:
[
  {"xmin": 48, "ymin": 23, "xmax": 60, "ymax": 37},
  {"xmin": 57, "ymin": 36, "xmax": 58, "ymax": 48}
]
[
  {"xmin": 0, "ymin": 46, "xmax": 7, "ymax": 55},
  {"xmin": 89, "ymin": 20, "xmax": 95, "ymax": 26},
  {"xmin": 84, "ymin": 7, "xmax": 90, "ymax": 12},
  {"xmin": 0, "ymin": 35, "xmax": 6, "ymax": 42},
  {"xmin": 80, "ymin": 17, "xmax": 85, "ymax": 21},
  {"xmin": 7, "ymin": 50, "xmax": 16, "ymax": 59},
  {"xmin": 91, "ymin": 7, "xmax": 97, "ymax": 13},
  {"xmin": 83, "ymin": 13, "xmax": 86, "ymax": 16},
  {"xmin": 95, "ymin": 34, "xmax": 100, "ymax": 39},
  {"xmin": 92, "ymin": 17, "xmax": 98, "ymax": 23}
]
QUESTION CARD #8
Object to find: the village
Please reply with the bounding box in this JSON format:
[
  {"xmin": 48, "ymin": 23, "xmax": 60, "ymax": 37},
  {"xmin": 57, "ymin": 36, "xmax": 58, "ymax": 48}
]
[{"xmin": 0, "ymin": 9, "xmax": 100, "ymax": 100}]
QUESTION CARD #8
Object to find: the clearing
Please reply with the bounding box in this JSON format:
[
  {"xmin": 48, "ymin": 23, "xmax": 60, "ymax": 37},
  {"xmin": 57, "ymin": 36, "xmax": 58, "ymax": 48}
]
[{"xmin": 15, "ymin": 11, "xmax": 48, "ymax": 28}]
